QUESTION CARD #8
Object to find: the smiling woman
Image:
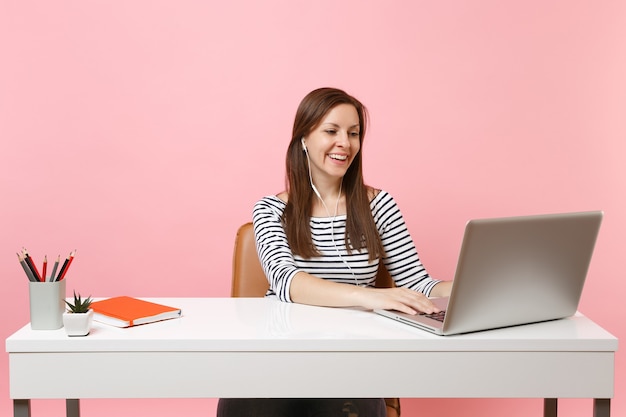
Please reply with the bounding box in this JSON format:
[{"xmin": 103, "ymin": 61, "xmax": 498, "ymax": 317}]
[
  {"xmin": 217, "ymin": 87, "xmax": 452, "ymax": 417},
  {"xmin": 300, "ymin": 103, "xmax": 362, "ymax": 205},
  {"xmin": 283, "ymin": 88, "xmax": 382, "ymax": 263}
]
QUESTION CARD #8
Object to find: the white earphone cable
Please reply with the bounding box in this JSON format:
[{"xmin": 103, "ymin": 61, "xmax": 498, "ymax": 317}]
[{"xmin": 303, "ymin": 143, "xmax": 358, "ymax": 286}]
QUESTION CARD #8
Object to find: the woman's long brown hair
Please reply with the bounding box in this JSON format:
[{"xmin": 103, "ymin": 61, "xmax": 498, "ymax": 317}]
[{"xmin": 283, "ymin": 87, "xmax": 383, "ymax": 262}]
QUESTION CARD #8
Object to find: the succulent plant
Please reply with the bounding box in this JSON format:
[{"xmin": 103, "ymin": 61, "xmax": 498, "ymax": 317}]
[{"xmin": 65, "ymin": 291, "xmax": 93, "ymax": 313}]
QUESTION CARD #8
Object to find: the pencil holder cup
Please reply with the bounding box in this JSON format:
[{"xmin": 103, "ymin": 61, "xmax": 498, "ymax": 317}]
[{"xmin": 29, "ymin": 280, "xmax": 66, "ymax": 330}]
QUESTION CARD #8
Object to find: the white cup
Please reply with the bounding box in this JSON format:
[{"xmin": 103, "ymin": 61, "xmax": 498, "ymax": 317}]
[{"xmin": 29, "ymin": 280, "xmax": 66, "ymax": 330}]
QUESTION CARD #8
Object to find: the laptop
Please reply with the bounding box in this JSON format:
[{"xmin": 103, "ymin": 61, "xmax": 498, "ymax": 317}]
[{"xmin": 375, "ymin": 211, "xmax": 603, "ymax": 335}]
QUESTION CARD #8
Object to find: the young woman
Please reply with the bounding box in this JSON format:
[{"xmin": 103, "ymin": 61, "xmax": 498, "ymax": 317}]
[{"xmin": 217, "ymin": 87, "xmax": 452, "ymax": 417}]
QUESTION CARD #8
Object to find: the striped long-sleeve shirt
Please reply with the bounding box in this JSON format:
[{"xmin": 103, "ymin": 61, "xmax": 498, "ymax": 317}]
[{"xmin": 252, "ymin": 190, "xmax": 441, "ymax": 302}]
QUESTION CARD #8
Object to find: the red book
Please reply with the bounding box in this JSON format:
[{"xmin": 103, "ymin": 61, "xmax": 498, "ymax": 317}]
[{"xmin": 90, "ymin": 296, "xmax": 182, "ymax": 328}]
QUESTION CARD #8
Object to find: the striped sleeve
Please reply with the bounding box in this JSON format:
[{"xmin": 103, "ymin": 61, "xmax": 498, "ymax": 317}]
[
  {"xmin": 372, "ymin": 191, "xmax": 441, "ymax": 296},
  {"xmin": 253, "ymin": 192, "xmax": 441, "ymax": 302},
  {"xmin": 252, "ymin": 197, "xmax": 298, "ymax": 302}
]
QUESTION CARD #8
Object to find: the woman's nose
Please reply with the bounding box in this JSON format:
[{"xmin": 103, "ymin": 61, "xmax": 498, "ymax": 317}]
[{"xmin": 336, "ymin": 131, "xmax": 349, "ymax": 147}]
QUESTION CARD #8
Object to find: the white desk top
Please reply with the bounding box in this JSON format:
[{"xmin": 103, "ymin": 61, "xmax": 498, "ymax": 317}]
[{"xmin": 6, "ymin": 297, "xmax": 618, "ymax": 353}]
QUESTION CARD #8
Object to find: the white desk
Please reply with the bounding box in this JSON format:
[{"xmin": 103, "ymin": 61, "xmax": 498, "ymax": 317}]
[{"xmin": 6, "ymin": 297, "xmax": 618, "ymax": 417}]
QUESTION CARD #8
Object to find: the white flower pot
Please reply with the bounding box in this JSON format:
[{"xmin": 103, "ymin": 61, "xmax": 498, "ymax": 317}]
[{"xmin": 63, "ymin": 309, "xmax": 94, "ymax": 336}]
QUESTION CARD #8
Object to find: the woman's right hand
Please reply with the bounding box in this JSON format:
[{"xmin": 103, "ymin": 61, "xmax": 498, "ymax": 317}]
[{"xmin": 357, "ymin": 287, "xmax": 441, "ymax": 315}]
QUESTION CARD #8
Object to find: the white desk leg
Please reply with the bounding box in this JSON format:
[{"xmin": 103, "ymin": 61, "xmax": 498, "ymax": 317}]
[
  {"xmin": 13, "ymin": 399, "xmax": 31, "ymax": 417},
  {"xmin": 543, "ymin": 398, "xmax": 557, "ymax": 417},
  {"xmin": 66, "ymin": 399, "xmax": 80, "ymax": 417},
  {"xmin": 594, "ymin": 399, "xmax": 610, "ymax": 417}
]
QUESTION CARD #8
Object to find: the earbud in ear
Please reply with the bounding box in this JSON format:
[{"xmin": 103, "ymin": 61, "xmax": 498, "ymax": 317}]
[{"xmin": 301, "ymin": 137, "xmax": 322, "ymax": 200}]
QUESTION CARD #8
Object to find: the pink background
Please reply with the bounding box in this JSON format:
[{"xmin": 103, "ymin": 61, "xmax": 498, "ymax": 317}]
[{"xmin": 1, "ymin": 1, "xmax": 623, "ymax": 416}]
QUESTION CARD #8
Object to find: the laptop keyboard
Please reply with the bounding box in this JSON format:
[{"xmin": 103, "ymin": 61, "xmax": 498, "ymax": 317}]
[{"xmin": 421, "ymin": 310, "xmax": 446, "ymax": 322}]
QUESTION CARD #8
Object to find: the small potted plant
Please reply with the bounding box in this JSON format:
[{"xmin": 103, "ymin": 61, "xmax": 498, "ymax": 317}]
[{"xmin": 63, "ymin": 291, "xmax": 94, "ymax": 336}]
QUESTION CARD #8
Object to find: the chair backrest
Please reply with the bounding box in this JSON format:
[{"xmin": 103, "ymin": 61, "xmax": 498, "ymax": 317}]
[{"xmin": 231, "ymin": 222, "xmax": 394, "ymax": 297}]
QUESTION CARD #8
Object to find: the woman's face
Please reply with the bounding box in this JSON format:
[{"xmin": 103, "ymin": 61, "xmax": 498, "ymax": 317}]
[{"xmin": 302, "ymin": 103, "xmax": 361, "ymax": 185}]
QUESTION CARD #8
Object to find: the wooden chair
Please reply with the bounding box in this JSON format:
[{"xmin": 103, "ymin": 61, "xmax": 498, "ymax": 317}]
[{"xmin": 231, "ymin": 222, "xmax": 401, "ymax": 417}]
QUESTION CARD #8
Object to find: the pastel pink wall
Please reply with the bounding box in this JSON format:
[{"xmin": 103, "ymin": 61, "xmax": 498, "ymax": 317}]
[{"xmin": 1, "ymin": 1, "xmax": 623, "ymax": 416}]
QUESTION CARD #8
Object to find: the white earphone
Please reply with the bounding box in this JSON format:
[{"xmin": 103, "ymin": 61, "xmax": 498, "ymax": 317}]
[
  {"xmin": 300, "ymin": 138, "xmax": 358, "ymax": 285},
  {"xmin": 301, "ymin": 137, "xmax": 322, "ymax": 200}
]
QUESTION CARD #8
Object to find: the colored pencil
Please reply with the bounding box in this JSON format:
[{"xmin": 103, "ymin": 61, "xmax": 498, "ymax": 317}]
[
  {"xmin": 42, "ymin": 256, "xmax": 47, "ymax": 282},
  {"xmin": 17, "ymin": 253, "xmax": 37, "ymax": 282},
  {"xmin": 49, "ymin": 255, "xmax": 60, "ymax": 282},
  {"xmin": 22, "ymin": 249, "xmax": 42, "ymax": 282},
  {"xmin": 57, "ymin": 250, "xmax": 76, "ymax": 281}
]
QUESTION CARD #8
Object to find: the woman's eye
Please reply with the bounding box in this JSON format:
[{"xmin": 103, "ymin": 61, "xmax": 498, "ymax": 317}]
[
  {"xmin": 325, "ymin": 130, "xmax": 337, "ymax": 135},
  {"xmin": 350, "ymin": 131, "xmax": 360, "ymax": 137}
]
